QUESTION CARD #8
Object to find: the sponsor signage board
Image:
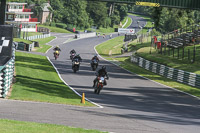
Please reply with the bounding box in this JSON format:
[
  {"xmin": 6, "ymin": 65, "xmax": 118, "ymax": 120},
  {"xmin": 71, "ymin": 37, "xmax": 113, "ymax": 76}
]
[{"xmin": 118, "ymin": 28, "xmax": 135, "ymax": 34}]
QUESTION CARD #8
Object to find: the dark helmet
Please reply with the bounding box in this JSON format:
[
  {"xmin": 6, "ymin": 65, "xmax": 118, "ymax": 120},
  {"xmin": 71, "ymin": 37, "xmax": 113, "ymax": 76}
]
[
  {"xmin": 102, "ymin": 66, "xmax": 106, "ymax": 70},
  {"xmin": 94, "ymin": 54, "xmax": 97, "ymax": 57}
]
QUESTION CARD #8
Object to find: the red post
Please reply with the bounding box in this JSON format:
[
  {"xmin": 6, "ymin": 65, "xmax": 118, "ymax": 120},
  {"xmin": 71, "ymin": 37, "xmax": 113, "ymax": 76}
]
[{"xmin": 156, "ymin": 42, "xmax": 161, "ymax": 49}]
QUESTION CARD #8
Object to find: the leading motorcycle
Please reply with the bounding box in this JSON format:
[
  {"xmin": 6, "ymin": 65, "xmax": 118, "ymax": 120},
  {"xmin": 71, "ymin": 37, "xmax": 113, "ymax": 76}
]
[
  {"xmin": 94, "ymin": 76, "xmax": 107, "ymax": 94},
  {"xmin": 54, "ymin": 51, "xmax": 59, "ymax": 60}
]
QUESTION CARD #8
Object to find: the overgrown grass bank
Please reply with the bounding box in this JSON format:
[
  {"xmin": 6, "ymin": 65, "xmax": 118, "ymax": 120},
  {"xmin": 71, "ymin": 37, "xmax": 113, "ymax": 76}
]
[
  {"xmin": 0, "ymin": 119, "xmax": 107, "ymax": 133},
  {"xmin": 10, "ymin": 52, "xmax": 94, "ymax": 106}
]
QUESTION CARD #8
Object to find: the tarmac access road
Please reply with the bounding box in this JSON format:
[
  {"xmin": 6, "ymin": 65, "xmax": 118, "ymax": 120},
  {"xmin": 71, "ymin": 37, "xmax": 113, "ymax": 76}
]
[{"xmin": 0, "ymin": 15, "xmax": 200, "ymax": 133}]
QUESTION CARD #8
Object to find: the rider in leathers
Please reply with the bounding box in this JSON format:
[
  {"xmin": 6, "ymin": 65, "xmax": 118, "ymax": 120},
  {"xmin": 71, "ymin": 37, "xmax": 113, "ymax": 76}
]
[
  {"xmin": 70, "ymin": 49, "xmax": 76, "ymax": 55},
  {"xmin": 91, "ymin": 54, "xmax": 99, "ymax": 67}
]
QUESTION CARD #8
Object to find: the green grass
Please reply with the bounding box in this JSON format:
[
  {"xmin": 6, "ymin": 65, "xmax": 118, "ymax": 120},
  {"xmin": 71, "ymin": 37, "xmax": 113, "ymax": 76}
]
[
  {"xmin": 13, "ymin": 38, "xmax": 33, "ymax": 44},
  {"xmin": 123, "ymin": 17, "xmax": 132, "ymax": 28},
  {"xmin": 114, "ymin": 57, "xmax": 200, "ymax": 98},
  {"xmin": 128, "ymin": 13, "xmax": 154, "ymax": 35},
  {"xmin": 32, "ymin": 36, "xmax": 56, "ymax": 45},
  {"xmin": 121, "ymin": 16, "xmax": 128, "ymax": 26},
  {"xmin": 35, "ymin": 44, "xmax": 52, "ymax": 53},
  {"xmin": 96, "ymin": 26, "xmax": 117, "ymax": 34},
  {"xmin": 38, "ymin": 25, "xmax": 73, "ymax": 33},
  {"xmin": 137, "ymin": 45, "xmax": 200, "ymax": 74},
  {"xmin": 0, "ymin": 119, "xmax": 107, "ymax": 133},
  {"xmin": 96, "ymin": 36, "xmax": 124, "ymax": 56},
  {"xmin": 20, "ymin": 32, "xmax": 43, "ymax": 37},
  {"xmin": 95, "ymin": 35, "xmax": 200, "ymax": 98},
  {"xmin": 10, "ymin": 52, "xmax": 94, "ymax": 106},
  {"xmin": 32, "ymin": 36, "xmax": 55, "ymax": 53}
]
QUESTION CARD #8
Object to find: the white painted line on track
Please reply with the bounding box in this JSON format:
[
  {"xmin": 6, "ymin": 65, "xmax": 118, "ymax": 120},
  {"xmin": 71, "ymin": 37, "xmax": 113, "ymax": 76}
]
[
  {"xmin": 46, "ymin": 56, "xmax": 104, "ymax": 108},
  {"xmin": 94, "ymin": 41, "xmax": 200, "ymax": 101}
]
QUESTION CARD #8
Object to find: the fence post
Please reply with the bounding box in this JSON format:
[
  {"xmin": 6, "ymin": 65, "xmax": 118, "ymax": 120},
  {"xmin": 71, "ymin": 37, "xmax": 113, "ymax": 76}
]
[
  {"xmin": 193, "ymin": 46, "xmax": 196, "ymax": 63},
  {"xmin": 182, "ymin": 47, "xmax": 184, "ymax": 60},
  {"xmin": 188, "ymin": 49, "xmax": 190, "ymax": 61},
  {"xmin": 168, "ymin": 47, "xmax": 170, "ymax": 56},
  {"xmin": 177, "ymin": 48, "xmax": 179, "ymax": 59}
]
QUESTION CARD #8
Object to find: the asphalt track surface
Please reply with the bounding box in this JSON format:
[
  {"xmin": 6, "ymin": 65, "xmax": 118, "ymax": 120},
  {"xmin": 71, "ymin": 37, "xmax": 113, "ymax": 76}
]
[{"xmin": 0, "ymin": 16, "xmax": 200, "ymax": 133}]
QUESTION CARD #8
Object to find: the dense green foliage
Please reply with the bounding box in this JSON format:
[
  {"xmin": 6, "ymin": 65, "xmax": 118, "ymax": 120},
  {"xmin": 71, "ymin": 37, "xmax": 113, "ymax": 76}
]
[
  {"xmin": 16, "ymin": 0, "xmax": 128, "ymax": 30},
  {"xmin": 131, "ymin": 6, "xmax": 200, "ymax": 34}
]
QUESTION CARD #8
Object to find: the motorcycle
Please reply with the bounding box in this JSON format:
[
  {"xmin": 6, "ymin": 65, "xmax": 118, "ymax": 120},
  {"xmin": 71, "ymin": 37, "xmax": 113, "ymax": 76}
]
[
  {"xmin": 91, "ymin": 59, "xmax": 98, "ymax": 71},
  {"xmin": 94, "ymin": 76, "xmax": 107, "ymax": 94},
  {"xmin": 70, "ymin": 53, "xmax": 76, "ymax": 60},
  {"xmin": 54, "ymin": 51, "xmax": 59, "ymax": 60},
  {"xmin": 72, "ymin": 59, "xmax": 80, "ymax": 73}
]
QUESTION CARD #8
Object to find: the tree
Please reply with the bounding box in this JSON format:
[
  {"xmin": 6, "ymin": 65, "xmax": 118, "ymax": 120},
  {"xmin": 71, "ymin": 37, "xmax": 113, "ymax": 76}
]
[
  {"xmin": 62, "ymin": 0, "xmax": 89, "ymax": 29},
  {"xmin": 87, "ymin": 1, "xmax": 108, "ymax": 28}
]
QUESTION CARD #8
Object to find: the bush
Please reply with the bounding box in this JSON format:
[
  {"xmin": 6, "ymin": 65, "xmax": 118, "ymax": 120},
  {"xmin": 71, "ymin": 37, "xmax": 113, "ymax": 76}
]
[
  {"xmin": 43, "ymin": 22, "xmax": 50, "ymax": 26},
  {"xmin": 50, "ymin": 22, "xmax": 56, "ymax": 27}
]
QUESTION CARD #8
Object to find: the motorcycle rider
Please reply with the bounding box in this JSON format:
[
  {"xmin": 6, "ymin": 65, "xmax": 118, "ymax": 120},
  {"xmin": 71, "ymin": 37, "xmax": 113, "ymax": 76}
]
[
  {"xmin": 70, "ymin": 49, "xmax": 76, "ymax": 55},
  {"xmin": 53, "ymin": 46, "xmax": 61, "ymax": 52},
  {"xmin": 70, "ymin": 49, "xmax": 76, "ymax": 60},
  {"xmin": 53, "ymin": 46, "xmax": 61, "ymax": 56},
  {"xmin": 91, "ymin": 54, "xmax": 99, "ymax": 67},
  {"xmin": 72, "ymin": 54, "xmax": 82, "ymax": 62},
  {"xmin": 72, "ymin": 54, "xmax": 82, "ymax": 69},
  {"xmin": 93, "ymin": 66, "xmax": 109, "ymax": 87}
]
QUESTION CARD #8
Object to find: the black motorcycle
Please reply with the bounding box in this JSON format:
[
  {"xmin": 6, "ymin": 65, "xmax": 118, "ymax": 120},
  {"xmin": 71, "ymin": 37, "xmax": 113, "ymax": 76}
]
[
  {"xmin": 91, "ymin": 59, "xmax": 98, "ymax": 71},
  {"xmin": 72, "ymin": 59, "xmax": 80, "ymax": 73}
]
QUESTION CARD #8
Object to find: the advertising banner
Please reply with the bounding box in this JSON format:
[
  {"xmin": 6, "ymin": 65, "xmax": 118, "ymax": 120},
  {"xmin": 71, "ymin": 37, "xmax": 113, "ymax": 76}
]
[{"xmin": 118, "ymin": 28, "xmax": 135, "ymax": 34}]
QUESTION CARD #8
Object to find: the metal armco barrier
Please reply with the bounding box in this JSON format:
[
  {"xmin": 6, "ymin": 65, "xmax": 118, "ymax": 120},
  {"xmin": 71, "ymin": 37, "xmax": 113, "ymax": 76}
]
[
  {"xmin": 0, "ymin": 44, "xmax": 15, "ymax": 98},
  {"xmin": 131, "ymin": 55, "xmax": 200, "ymax": 88}
]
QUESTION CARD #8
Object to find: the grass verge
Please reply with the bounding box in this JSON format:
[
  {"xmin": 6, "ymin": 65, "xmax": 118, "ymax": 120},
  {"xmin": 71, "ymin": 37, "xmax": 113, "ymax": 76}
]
[
  {"xmin": 13, "ymin": 38, "xmax": 33, "ymax": 44},
  {"xmin": 95, "ymin": 37, "xmax": 200, "ymax": 98},
  {"xmin": 0, "ymin": 119, "xmax": 107, "ymax": 133},
  {"xmin": 96, "ymin": 36, "xmax": 124, "ymax": 57},
  {"xmin": 10, "ymin": 52, "xmax": 94, "ymax": 106},
  {"xmin": 128, "ymin": 13, "xmax": 154, "ymax": 34},
  {"xmin": 38, "ymin": 25, "xmax": 73, "ymax": 33},
  {"xmin": 20, "ymin": 32, "xmax": 43, "ymax": 37},
  {"xmin": 32, "ymin": 36, "xmax": 56, "ymax": 53},
  {"xmin": 137, "ymin": 45, "xmax": 200, "ymax": 74},
  {"xmin": 123, "ymin": 17, "xmax": 132, "ymax": 28},
  {"xmin": 121, "ymin": 16, "xmax": 128, "ymax": 26}
]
